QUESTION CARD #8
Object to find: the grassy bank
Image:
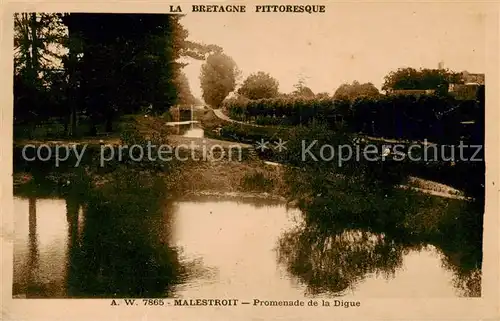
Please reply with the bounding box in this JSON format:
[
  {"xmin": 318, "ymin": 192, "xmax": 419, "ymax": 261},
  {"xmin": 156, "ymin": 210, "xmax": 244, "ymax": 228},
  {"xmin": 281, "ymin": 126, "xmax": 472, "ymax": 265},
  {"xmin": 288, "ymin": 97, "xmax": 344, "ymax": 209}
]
[{"xmin": 13, "ymin": 111, "xmax": 286, "ymax": 200}]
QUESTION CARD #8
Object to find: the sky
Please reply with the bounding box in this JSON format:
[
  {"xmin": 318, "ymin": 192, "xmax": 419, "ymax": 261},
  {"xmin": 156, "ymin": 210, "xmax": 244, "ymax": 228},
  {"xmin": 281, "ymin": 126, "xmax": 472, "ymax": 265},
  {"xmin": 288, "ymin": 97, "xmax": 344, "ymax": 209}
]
[{"xmin": 180, "ymin": 2, "xmax": 487, "ymax": 99}]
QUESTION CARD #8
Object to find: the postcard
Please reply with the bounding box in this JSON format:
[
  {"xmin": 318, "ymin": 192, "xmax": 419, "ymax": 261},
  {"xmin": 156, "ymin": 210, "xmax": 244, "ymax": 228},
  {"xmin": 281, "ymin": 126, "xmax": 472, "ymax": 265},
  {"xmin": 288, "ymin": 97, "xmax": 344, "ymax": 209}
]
[{"xmin": 1, "ymin": 1, "xmax": 499, "ymax": 320}]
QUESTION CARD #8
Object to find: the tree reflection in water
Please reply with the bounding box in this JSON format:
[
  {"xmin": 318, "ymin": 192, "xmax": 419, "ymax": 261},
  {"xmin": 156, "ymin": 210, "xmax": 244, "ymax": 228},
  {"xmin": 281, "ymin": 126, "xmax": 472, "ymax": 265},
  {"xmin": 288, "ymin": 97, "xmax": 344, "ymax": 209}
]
[
  {"xmin": 64, "ymin": 168, "xmax": 188, "ymax": 298},
  {"xmin": 435, "ymin": 202, "xmax": 483, "ymax": 297},
  {"xmin": 441, "ymin": 258, "xmax": 481, "ymax": 297},
  {"xmin": 277, "ymin": 224, "xmax": 406, "ymax": 295},
  {"xmin": 276, "ymin": 204, "xmax": 482, "ymax": 297}
]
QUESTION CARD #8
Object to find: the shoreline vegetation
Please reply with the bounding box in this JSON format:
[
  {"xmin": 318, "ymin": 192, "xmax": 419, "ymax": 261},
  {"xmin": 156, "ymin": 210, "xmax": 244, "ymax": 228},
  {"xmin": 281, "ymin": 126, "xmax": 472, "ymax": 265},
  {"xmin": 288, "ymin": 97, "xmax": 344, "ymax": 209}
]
[{"xmin": 14, "ymin": 110, "xmax": 470, "ymax": 201}]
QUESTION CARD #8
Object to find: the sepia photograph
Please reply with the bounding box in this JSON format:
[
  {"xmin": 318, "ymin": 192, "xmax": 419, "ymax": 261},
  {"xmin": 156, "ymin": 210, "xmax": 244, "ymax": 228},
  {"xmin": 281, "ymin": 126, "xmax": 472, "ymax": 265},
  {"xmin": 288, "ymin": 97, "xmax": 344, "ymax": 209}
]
[{"xmin": 1, "ymin": 1, "xmax": 499, "ymax": 320}]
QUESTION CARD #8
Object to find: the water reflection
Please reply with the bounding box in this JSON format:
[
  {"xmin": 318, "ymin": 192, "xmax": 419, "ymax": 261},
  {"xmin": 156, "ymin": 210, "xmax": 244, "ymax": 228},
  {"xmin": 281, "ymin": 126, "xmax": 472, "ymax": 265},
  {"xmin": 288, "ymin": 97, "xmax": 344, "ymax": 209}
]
[
  {"xmin": 165, "ymin": 121, "xmax": 204, "ymax": 138},
  {"xmin": 13, "ymin": 198, "xmax": 71, "ymax": 297},
  {"xmin": 276, "ymin": 221, "xmax": 481, "ymax": 297},
  {"xmin": 14, "ymin": 171, "xmax": 187, "ymax": 298},
  {"xmin": 182, "ymin": 126, "xmax": 204, "ymax": 138},
  {"xmin": 65, "ymin": 174, "xmax": 186, "ymax": 298},
  {"xmin": 277, "ymin": 227, "xmax": 405, "ymax": 296},
  {"xmin": 13, "ymin": 173, "xmax": 481, "ymax": 298},
  {"xmin": 167, "ymin": 107, "xmax": 204, "ymax": 138}
]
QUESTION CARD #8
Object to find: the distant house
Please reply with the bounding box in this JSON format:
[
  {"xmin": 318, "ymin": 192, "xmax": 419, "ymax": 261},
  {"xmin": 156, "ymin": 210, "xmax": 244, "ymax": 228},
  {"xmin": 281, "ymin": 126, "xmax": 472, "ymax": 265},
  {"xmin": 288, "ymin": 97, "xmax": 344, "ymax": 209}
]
[
  {"xmin": 460, "ymin": 71, "xmax": 485, "ymax": 85},
  {"xmin": 448, "ymin": 83, "xmax": 481, "ymax": 100},
  {"xmin": 448, "ymin": 71, "xmax": 485, "ymax": 100}
]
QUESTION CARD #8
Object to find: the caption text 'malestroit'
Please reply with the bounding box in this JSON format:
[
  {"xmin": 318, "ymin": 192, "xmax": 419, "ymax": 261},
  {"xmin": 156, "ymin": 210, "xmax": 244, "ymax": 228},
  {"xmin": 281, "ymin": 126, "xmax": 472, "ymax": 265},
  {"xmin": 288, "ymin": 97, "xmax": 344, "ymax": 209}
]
[{"xmin": 113, "ymin": 298, "xmax": 361, "ymax": 308}]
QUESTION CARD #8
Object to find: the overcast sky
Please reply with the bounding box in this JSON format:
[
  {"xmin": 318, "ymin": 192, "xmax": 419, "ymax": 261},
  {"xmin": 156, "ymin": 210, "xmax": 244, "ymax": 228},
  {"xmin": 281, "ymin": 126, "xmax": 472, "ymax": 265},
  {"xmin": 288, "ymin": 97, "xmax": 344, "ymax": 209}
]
[{"xmin": 180, "ymin": 2, "xmax": 487, "ymax": 99}]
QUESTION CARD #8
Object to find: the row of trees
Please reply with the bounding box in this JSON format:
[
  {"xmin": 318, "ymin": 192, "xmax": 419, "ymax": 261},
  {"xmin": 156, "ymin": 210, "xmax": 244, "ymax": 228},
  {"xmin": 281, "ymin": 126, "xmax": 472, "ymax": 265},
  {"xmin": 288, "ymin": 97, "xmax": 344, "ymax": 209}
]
[
  {"xmin": 198, "ymin": 61, "xmax": 319, "ymax": 108},
  {"xmin": 198, "ymin": 56, "xmax": 467, "ymax": 108},
  {"xmin": 197, "ymin": 53, "xmax": 324, "ymax": 108},
  {"xmin": 14, "ymin": 13, "xmax": 219, "ymax": 137},
  {"xmin": 223, "ymin": 96, "xmax": 346, "ymax": 125},
  {"xmin": 199, "ymin": 58, "xmax": 482, "ymax": 142},
  {"xmin": 14, "ymin": 13, "xmax": 69, "ymax": 125},
  {"xmin": 223, "ymin": 91, "xmax": 484, "ymax": 143},
  {"xmin": 349, "ymin": 94, "xmax": 483, "ymax": 142}
]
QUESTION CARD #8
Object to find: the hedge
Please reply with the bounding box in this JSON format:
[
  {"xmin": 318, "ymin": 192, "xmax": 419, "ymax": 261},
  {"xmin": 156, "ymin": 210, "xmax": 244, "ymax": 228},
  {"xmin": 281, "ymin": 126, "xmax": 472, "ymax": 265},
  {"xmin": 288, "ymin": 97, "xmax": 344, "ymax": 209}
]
[{"xmin": 222, "ymin": 93, "xmax": 483, "ymax": 144}]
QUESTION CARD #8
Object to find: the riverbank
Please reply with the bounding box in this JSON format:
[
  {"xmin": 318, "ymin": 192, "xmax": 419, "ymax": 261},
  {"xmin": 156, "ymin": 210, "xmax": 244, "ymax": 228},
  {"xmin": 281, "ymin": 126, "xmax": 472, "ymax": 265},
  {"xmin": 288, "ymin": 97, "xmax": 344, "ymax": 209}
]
[
  {"xmin": 12, "ymin": 112, "xmax": 286, "ymax": 201},
  {"xmin": 14, "ymin": 110, "xmax": 472, "ymax": 202}
]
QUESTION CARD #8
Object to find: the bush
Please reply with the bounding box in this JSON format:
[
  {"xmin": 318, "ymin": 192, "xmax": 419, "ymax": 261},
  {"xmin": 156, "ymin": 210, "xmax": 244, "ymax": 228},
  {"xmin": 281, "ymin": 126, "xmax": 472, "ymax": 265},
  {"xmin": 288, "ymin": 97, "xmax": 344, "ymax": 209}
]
[{"xmin": 240, "ymin": 171, "xmax": 275, "ymax": 192}]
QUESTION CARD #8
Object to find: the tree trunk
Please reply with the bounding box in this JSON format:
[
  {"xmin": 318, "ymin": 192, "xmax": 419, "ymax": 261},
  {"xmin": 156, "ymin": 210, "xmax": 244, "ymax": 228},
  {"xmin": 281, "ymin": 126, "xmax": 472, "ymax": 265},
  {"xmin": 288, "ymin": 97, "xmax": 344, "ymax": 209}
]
[
  {"xmin": 67, "ymin": 107, "xmax": 77, "ymax": 137},
  {"xmin": 29, "ymin": 14, "xmax": 38, "ymax": 80},
  {"xmin": 66, "ymin": 22, "xmax": 78, "ymax": 138}
]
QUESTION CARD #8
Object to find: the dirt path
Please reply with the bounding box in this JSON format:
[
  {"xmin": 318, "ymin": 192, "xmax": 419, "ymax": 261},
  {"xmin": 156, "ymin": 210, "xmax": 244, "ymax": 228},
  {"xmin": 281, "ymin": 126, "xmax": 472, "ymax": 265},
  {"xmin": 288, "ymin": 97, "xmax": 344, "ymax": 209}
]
[{"xmin": 212, "ymin": 108, "xmax": 269, "ymax": 128}]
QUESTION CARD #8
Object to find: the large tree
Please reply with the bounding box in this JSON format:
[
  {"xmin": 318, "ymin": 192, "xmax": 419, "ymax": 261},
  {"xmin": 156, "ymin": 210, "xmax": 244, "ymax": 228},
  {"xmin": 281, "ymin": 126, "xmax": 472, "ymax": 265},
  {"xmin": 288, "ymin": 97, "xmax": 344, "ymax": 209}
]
[
  {"xmin": 63, "ymin": 14, "xmax": 218, "ymax": 133},
  {"xmin": 64, "ymin": 14, "xmax": 184, "ymax": 131},
  {"xmin": 14, "ymin": 13, "xmax": 66, "ymax": 84},
  {"xmin": 199, "ymin": 52, "xmax": 239, "ymax": 107},
  {"xmin": 292, "ymin": 78, "xmax": 314, "ymax": 98},
  {"xmin": 14, "ymin": 13, "xmax": 67, "ymax": 124},
  {"xmin": 333, "ymin": 81, "xmax": 380, "ymax": 101},
  {"xmin": 382, "ymin": 67, "xmax": 463, "ymax": 93},
  {"xmin": 237, "ymin": 71, "xmax": 279, "ymax": 100},
  {"xmin": 175, "ymin": 71, "xmax": 196, "ymax": 106},
  {"xmin": 14, "ymin": 13, "xmax": 219, "ymax": 136}
]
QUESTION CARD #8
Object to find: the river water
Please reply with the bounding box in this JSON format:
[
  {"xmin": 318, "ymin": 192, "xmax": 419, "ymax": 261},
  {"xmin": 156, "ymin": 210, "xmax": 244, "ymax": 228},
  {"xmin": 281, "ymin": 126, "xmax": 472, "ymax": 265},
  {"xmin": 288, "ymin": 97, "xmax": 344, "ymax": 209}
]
[
  {"xmin": 12, "ymin": 194, "xmax": 480, "ymax": 298},
  {"xmin": 167, "ymin": 121, "xmax": 204, "ymax": 138},
  {"xmin": 166, "ymin": 107, "xmax": 205, "ymax": 138}
]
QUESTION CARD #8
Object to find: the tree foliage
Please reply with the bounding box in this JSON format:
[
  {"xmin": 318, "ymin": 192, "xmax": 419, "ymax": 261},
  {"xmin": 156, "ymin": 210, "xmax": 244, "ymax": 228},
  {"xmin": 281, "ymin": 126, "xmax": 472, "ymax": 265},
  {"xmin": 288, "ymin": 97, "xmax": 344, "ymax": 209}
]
[
  {"xmin": 382, "ymin": 67, "xmax": 463, "ymax": 93},
  {"xmin": 200, "ymin": 52, "xmax": 240, "ymax": 107},
  {"xmin": 13, "ymin": 13, "xmax": 69, "ymax": 123},
  {"xmin": 223, "ymin": 92, "xmax": 482, "ymax": 144},
  {"xmin": 315, "ymin": 92, "xmax": 331, "ymax": 99},
  {"xmin": 62, "ymin": 14, "xmax": 222, "ymax": 132},
  {"xmin": 333, "ymin": 81, "xmax": 380, "ymax": 101},
  {"xmin": 14, "ymin": 13, "xmax": 222, "ymax": 136},
  {"xmin": 14, "ymin": 13, "xmax": 67, "ymax": 83},
  {"xmin": 292, "ymin": 78, "xmax": 315, "ymax": 98},
  {"xmin": 223, "ymin": 96, "xmax": 337, "ymax": 125},
  {"xmin": 237, "ymin": 71, "xmax": 279, "ymax": 100},
  {"xmin": 175, "ymin": 71, "xmax": 196, "ymax": 106},
  {"xmin": 64, "ymin": 14, "xmax": 188, "ymax": 120}
]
